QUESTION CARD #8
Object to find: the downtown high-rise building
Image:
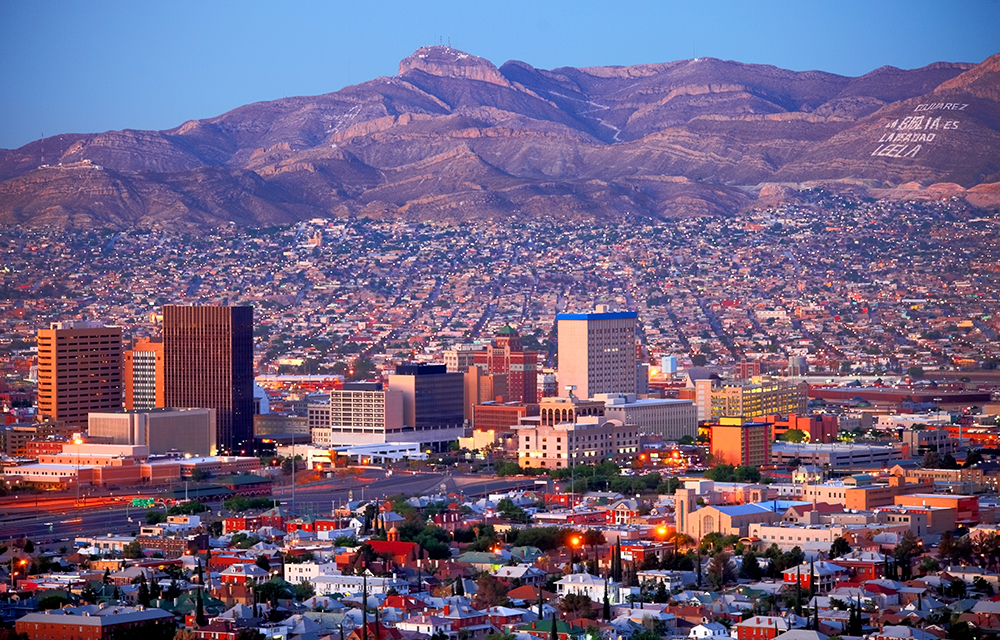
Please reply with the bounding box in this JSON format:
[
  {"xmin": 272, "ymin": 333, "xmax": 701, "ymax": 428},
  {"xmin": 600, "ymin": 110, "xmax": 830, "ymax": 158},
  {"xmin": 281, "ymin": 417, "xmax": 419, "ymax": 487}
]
[
  {"xmin": 163, "ymin": 305, "xmax": 254, "ymax": 454},
  {"xmin": 388, "ymin": 363, "xmax": 466, "ymax": 451},
  {"xmin": 473, "ymin": 325, "xmax": 539, "ymax": 404},
  {"xmin": 557, "ymin": 309, "xmax": 638, "ymax": 399},
  {"xmin": 124, "ymin": 337, "xmax": 164, "ymax": 410},
  {"xmin": 36, "ymin": 321, "xmax": 123, "ymax": 427}
]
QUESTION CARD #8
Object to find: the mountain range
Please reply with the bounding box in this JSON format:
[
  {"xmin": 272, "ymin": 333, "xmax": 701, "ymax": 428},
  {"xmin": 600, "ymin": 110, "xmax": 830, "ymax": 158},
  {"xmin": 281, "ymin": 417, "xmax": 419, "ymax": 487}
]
[{"xmin": 1, "ymin": 46, "xmax": 999, "ymax": 228}]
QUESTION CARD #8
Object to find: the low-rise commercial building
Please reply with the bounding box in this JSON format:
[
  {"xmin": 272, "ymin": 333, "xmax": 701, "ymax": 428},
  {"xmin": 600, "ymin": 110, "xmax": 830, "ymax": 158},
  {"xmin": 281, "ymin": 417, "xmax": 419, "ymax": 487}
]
[
  {"xmin": 597, "ymin": 393, "xmax": 697, "ymax": 441},
  {"xmin": 88, "ymin": 408, "xmax": 216, "ymax": 456},
  {"xmin": 771, "ymin": 442, "xmax": 903, "ymax": 468},
  {"xmin": 514, "ymin": 418, "xmax": 640, "ymax": 469},
  {"xmin": 16, "ymin": 605, "xmax": 175, "ymax": 640}
]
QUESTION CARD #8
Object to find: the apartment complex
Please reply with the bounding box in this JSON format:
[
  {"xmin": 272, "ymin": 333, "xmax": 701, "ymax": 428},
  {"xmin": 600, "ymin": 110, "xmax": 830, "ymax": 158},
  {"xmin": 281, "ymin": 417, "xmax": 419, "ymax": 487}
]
[
  {"xmin": 123, "ymin": 337, "xmax": 164, "ymax": 410},
  {"xmin": 692, "ymin": 376, "xmax": 808, "ymax": 422},
  {"xmin": 307, "ymin": 383, "xmax": 404, "ymax": 446},
  {"xmin": 87, "ymin": 407, "xmax": 216, "ymax": 456},
  {"xmin": 709, "ymin": 417, "xmax": 772, "ymax": 467},
  {"xmin": 36, "ymin": 321, "xmax": 123, "ymax": 427},
  {"xmin": 514, "ymin": 418, "xmax": 640, "ymax": 469},
  {"xmin": 163, "ymin": 305, "xmax": 254, "ymax": 454},
  {"xmin": 557, "ymin": 309, "xmax": 638, "ymax": 399}
]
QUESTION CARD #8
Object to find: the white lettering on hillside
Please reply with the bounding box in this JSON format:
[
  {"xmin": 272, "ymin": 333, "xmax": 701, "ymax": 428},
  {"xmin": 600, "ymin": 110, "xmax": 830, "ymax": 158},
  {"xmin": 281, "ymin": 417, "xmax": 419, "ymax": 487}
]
[{"xmin": 869, "ymin": 102, "xmax": 966, "ymax": 159}]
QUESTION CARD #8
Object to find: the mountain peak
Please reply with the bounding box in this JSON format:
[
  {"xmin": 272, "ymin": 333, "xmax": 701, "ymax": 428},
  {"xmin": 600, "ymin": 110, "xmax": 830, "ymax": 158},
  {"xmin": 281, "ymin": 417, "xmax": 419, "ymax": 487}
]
[{"xmin": 398, "ymin": 46, "xmax": 510, "ymax": 87}]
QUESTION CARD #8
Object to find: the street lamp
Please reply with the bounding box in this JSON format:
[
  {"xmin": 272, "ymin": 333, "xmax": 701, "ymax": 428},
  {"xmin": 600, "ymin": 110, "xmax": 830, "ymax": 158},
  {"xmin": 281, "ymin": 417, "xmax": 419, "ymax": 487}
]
[
  {"xmin": 74, "ymin": 438, "xmax": 83, "ymax": 505},
  {"xmin": 10, "ymin": 558, "xmax": 27, "ymax": 588}
]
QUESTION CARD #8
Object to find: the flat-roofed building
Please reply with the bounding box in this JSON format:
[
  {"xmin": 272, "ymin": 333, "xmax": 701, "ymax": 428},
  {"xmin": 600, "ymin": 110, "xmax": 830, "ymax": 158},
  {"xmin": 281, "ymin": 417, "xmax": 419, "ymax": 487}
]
[
  {"xmin": 709, "ymin": 417, "xmax": 772, "ymax": 467},
  {"xmin": 557, "ymin": 309, "xmax": 638, "ymax": 400},
  {"xmin": 514, "ymin": 418, "xmax": 639, "ymax": 469},
  {"xmin": 16, "ymin": 605, "xmax": 175, "ymax": 640},
  {"xmin": 123, "ymin": 337, "xmax": 164, "ymax": 411},
  {"xmin": 388, "ymin": 364, "xmax": 466, "ymax": 451},
  {"xmin": 597, "ymin": 393, "xmax": 697, "ymax": 441},
  {"xmin": 307, "ymin": 383, "xmax": 404, "ymax": 446},
  {"xmin": 163, "ymin": 305, "xmax": 254, "ymax": 454},
  {"xmin": 473, "ymin": 402, "xmax": 536, "ymax": 433},
  {"xmin": 894, "ymin": 493, "xmax": 980, "ymax": 526},
  {"xmin": 474, "ymin": 325, "xmax": 540, "ymax": 404},
  {"xmin": 37, "ymin": 321, "xmax": 123, "ymax": 427},
  {"xmin": 772, "ymin": 442, "xmax": 904, "ymax": 468},
  {"xmin": 88, "ymin": 407, "xmax": 216, "ymax": 456},
  {"xmin": 694, "ymin": 376, "xmax": 807, "ymax": 422},
  {"xmin": 443, "ymin": 344, "xmax": 486, "ymax": 374}
]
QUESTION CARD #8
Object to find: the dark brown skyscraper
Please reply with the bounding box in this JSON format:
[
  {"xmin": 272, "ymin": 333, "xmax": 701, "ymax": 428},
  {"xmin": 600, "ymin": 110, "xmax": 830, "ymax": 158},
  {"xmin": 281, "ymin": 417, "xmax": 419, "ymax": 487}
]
[{"xmin": 163, "ymin": 305, "xmax": 254, "ymax": 453}]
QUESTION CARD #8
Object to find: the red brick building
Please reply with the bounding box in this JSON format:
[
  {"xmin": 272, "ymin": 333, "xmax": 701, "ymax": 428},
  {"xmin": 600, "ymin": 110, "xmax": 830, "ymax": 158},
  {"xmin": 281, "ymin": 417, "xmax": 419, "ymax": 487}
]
[
  {"xmin": 17, "ymin": 606, "xmax": 174, "ymax": 640},
  {"xmin": 474, "ymin": 326, "xmax": 539, "ymax": 404}
]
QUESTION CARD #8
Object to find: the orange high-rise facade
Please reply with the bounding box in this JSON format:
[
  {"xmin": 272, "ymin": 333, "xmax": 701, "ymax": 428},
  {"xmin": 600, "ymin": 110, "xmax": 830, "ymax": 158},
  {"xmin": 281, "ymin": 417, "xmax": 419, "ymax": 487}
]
[
  {"xmin": 36, "ymin": 321, "xmax": 123, "ymax": 427},
  {"xmin": 124, "ymin": 337, "xmax": 164, "ymax": 410}
]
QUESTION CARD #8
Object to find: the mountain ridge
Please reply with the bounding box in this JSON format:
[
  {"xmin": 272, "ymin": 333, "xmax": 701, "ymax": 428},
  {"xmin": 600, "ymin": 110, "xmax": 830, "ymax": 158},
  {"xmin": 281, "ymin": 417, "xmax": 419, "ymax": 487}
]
[{"xmin": 1, "ymin": 47, "xmax": 997, "ymax": 228}]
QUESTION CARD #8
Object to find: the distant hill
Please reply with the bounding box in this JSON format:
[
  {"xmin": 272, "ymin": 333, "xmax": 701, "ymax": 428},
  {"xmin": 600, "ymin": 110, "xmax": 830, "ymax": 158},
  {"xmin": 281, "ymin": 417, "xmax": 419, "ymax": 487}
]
[{"xmin": 1, "ymin": 46, "xmax": 998, "ymax": 228}]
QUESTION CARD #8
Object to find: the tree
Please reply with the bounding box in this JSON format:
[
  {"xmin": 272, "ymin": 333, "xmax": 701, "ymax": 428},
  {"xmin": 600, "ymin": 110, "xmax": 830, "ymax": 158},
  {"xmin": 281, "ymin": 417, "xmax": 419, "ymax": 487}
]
[
  {"xmin": 603, "ymin": 577, "xmax": 611, "ymax": 620},
  {"xmin": 739, "ymin": 552, "xmax": 761, "ymax": 581},
  {"xmin": 146, "ymin": 511, "xmax": 166, "ymax": 525},
  {"xmin": 894, "ymin": 530, "xmax": 919, "ymax": 580},
  {"xmin": 907, "ymin": 366, "xmax": 924, "ymax": 378},
  {"xmin": 137, "ymin": 578, "xmax": 151, "ymax": 607},
  {"xmin": 453, "ymin": 577, "xmax": 465, "ymax": 597},
  {"xmin": 829, "ymin": 537, "xmax": 851, "ymax": 559},
  {"xmin": 255, "ymin": 555, "xmax": 271, "ymax": 571},
  {"xmin": 473, "ymin": 574, "xmax": 509, "ymax": 609},
  {"xmin": 292, "ymin": 581, "xmax": 316, "ymax": 601},
  {"xmin": 707, "ymin": 551, "xmax": 734, "ymax": 589},
  {"xmin": 921, "ymin": 450, "xmax": 941, "ymax": 468},
  {"xmin": 781, "ymin": 429, "xmax": 809, "ymax": 443},
  {"xmin": 195, "ymin": 589, "xmax": 207, "ymax": 626},
  {"xmin": 122, "ymin": 540, "xmax": 144, "ymax": 559},
  {"xmin": 558, "ymin": 593, "xmax": 593, "ymax": 617},
  {"xmin": 582, "ymin": 529, "xmax": 605, "ymax": 555},
  {"xmin": 496, "ymin": 498, "xmax": 529, "ymax": 523}
]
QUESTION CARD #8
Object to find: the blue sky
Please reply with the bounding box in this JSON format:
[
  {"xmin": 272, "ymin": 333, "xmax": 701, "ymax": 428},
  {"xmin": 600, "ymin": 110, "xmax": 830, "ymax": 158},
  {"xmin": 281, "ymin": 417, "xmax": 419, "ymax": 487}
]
[{"xmin": 1, "ymin": 0, "xmax": 997, "ymax": 149}]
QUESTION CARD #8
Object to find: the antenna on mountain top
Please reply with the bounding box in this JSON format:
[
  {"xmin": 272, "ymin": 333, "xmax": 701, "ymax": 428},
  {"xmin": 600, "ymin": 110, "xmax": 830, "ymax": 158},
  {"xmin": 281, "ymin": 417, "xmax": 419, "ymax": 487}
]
[
  {"xmin": 448, "ymin": 36, "xmax": 451, "ymax": 48},
  {"xmin": 692, "ymin": 38, "xmax": 696, "ymax": 60}
]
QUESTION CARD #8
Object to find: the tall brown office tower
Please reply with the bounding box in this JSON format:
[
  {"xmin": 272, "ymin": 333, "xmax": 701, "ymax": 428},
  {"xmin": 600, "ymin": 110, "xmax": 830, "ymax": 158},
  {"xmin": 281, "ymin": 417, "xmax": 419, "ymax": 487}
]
[
  {"xmin": 163, "ymin": 305, "xmax": 254, "ymax": 454},
  {"xmin": 124, "ymin": 337, "xmax": 164, "ymax": 410},
  {"xmin": 36, "ymin": 321, "xmax": 123, "ymax": 427},
  {"xmin": 473, "ymin": 325, "xmax": 539, "ymax": 403}
]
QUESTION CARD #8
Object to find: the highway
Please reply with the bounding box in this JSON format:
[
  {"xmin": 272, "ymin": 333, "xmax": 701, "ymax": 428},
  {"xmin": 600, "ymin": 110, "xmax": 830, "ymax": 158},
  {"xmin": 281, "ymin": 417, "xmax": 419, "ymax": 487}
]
[{"xmin": 0, "ymin": 471, "xmax": 545, "ymax": 546}]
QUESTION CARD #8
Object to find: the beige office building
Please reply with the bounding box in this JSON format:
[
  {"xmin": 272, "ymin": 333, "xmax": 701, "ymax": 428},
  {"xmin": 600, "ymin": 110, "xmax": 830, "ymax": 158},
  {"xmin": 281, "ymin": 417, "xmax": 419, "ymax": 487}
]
[
  {"xmin": 557, "ymin": 310, "xmax": 638, "ymax": 400},
  {"xmin": 88, "ymin": 408, "xmax": 216, "ymax": 456},
  {"xmin": 307, "ymin": 383, "xmax": 404, "ymax": 446},
  {"xmin": 443, "ymin": 344, "xmax": 485, "ymax": 374},
  {"xmin": 597, "ymin": 393, "xmax": 697, "ymax": 441},
  {"xmin": 514, "ymin": 418, "xmax": 639, "ymax": 469},
  {"xmin": 37, "ymin": 321, "xmax": 123, "ymax": 427}
]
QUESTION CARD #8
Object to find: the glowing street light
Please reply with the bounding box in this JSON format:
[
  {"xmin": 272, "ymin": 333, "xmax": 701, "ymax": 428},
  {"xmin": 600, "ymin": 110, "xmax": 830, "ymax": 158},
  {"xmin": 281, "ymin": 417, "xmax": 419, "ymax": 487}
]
[{"xmin": 74, "ymin": 438, "xmax": 83, "ymax": 505}]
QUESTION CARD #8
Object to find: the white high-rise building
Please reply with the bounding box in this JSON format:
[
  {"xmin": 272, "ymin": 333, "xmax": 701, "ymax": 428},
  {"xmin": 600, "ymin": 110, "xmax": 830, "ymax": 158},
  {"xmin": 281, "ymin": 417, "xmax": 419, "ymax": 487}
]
[{"xmin": 557, "ymin": 309, "xmax": 638, "ymax": 400}]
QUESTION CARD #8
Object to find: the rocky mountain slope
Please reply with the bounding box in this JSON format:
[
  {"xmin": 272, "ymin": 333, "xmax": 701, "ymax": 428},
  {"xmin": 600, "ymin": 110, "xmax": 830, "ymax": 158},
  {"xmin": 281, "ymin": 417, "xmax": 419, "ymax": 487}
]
[{"xmin": 1, "ymin": 47, "xmax": 998, "ymax": 228}]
